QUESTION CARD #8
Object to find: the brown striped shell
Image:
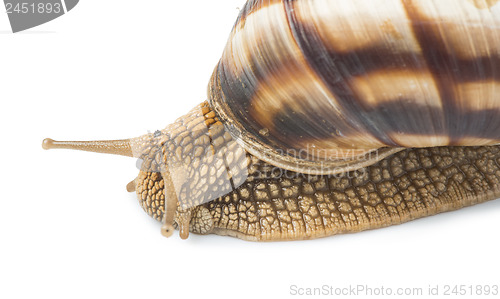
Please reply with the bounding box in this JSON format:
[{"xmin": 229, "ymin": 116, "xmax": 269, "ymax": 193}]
[{"xmin": 208, "ymin": 0, "xmax": 500, "ymax": 175}]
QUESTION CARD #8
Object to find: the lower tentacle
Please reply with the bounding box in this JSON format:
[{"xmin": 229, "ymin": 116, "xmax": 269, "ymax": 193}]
[{"xmin": 160, "ymin": 170, "xmax": 178, "ymax": 238}]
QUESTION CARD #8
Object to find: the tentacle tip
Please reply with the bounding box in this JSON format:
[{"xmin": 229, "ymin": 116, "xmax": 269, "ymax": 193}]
[
  {"xmin": 126, "ymin": 180, "xmax": 136, "ymax": 192},
  {"xmin": 179, "ymin": 229, "xmax": 190, "ymax": 240},
  {"xmin": 161, "ymin": 224, "xmax": 174, "ymax": 238},
  {"xmin": 42, "ymin": 138, "xmax": 54, "ymax": 150}
]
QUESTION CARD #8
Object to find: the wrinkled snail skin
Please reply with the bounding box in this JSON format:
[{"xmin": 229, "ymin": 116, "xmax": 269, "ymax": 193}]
[
  {"xmin": 42, "ymin": 0, "xmax": 500, "ymax": 241},
  {"xmin": 132, "ymin": 103, "xmax": 500, "ymax": 241}
]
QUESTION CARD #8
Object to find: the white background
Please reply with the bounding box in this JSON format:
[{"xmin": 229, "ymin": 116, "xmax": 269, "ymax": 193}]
[{"xmin": 1, "ymin": 1, "xmax": 499, "ymax": 298}]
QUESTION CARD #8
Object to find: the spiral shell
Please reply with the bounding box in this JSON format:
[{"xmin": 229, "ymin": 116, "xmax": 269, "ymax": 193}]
[{"xmin": 209, "ymin": 0, "xmax": 500, "ymax": 174}]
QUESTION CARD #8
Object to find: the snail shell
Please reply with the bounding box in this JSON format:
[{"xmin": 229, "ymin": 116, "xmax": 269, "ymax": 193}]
[{"xmin": 209, "ymin": 0, "xmax": 500, "ymax": 174}]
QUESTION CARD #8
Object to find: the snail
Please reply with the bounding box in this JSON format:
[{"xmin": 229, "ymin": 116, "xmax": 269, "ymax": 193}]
[{"xmin": 42, "ymin": 0, "xmax": 500, "ymax": 241}]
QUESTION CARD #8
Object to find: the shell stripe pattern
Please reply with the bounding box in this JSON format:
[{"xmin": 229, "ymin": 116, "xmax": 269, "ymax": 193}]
[{"xmin": 211, "ymin": 0, "xmax": 500, "ymax": 162}]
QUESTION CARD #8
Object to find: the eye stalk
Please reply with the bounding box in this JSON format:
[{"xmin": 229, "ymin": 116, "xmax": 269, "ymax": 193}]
[{"xmin": 42, "ymin": 138, "xmax": 134, "ymax": 157}]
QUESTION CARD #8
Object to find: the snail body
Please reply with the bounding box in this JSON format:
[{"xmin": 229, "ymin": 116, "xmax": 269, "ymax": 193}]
[{"xmin": 43, "ymin": 0, "xmax": 500, "ymax": 241}]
